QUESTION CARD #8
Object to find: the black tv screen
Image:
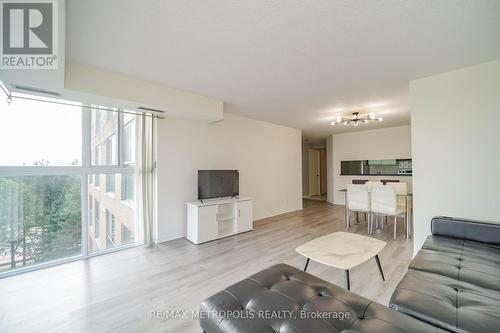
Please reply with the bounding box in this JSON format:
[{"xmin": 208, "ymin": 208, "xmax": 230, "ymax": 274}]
[{"xmin": 198, "ymin": 170, "xmax": 239, "ymax": 200}]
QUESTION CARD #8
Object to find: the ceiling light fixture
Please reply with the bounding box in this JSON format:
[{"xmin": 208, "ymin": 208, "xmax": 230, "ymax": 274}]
[{"xmin": 331, "ymin": 112, "xmax": 382, "ymax": 126}]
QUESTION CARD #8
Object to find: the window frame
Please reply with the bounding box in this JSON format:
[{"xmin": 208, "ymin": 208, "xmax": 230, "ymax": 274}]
[
  {"xmin": 93, "ymin": 144, "xmax": 102, "ymax": 168},
  {"xmin": 123, "ymin": 118, "xmax": 137, "ymax": 165},
  {"xmin": 106, "ymin": 210, "xmax": 116, "ymax": 246},
  {"xmin": 106, "ymin": 135, "xmax": 117, "ymax": 165},
  {"xmin": 106, "ymin": 174, "xmax": 115, "ymax": 195},
  {"xmin": 88, "ymin": 194, "xmax": 93, "ymax": 226},
  {"xmin": 121, "ymin": 173, "xmax": 135, "ymax": 202},
  {"xmin": 95, "ymin": 200, "xmax": 101, "ymax": 239}
]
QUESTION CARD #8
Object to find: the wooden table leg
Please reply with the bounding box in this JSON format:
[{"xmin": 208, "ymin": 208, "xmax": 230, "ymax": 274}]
[
  {"xmin": 345, "ymin": 270, "xmax": 350, "ymax": 290},
  {"xmin": 375, "ymin": 255, "xmax": 385, "ymax": 281}
]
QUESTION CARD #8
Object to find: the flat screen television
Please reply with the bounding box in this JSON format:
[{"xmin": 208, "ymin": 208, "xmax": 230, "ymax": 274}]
[{"xmin": 198, "ymin": 170, "xmax": 239, "ymax": 200}]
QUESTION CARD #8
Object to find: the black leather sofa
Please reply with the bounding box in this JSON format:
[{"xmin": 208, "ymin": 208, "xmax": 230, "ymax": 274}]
[
  {"xmin": 200, "ymin": 217, "xmax": 500, "ymax": 333},
  {"xmin": 390, "ymin": 216, "xmax": 500, "ymax": 333}
]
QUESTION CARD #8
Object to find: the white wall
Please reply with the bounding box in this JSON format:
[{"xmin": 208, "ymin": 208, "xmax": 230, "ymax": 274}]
[
  {"xmin": 64, "ymin": 62, "xmax": 223, "ymax": 122},
  {"xmin": 329, "ymin": 126, "xmax": 412, "ymax": 205},
  {"xmin": 411, "ymin": 59, "xmax": 500, "ymax": 253},
  {"xmin": 156, "ymin": 113, "xmax": 303, "ymax": 242}
]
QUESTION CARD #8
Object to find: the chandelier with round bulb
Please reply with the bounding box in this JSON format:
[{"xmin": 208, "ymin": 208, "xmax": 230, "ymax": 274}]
[{"xmin": 331, "ymin": 112, "xmax": 383, "ymax": 126}]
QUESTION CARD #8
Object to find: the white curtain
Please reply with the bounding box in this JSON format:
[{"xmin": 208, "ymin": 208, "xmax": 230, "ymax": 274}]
[{"xmin": 138, "ymin": 114, "xmax": 156, "ymax": 244}]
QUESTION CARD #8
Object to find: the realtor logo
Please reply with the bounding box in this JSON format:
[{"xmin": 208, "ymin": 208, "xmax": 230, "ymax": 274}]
[{"xmin": 1, "ymin": 0, "xmax": 58, "ymax": 69}]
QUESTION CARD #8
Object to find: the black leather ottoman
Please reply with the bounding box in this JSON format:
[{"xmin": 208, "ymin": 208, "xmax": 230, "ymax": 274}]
[
  {"xmin": 200, "ymin": 263, "xmax": 444, "ymax": 333},
  {"xmin": 390, "ymin": 217, "xmax": 500, "ymax": 333}
]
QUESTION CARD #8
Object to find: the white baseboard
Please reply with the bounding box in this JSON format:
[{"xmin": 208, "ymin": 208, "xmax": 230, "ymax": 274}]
[
  {"xmin": 155, "ymin": 234, "xmax": 186, "ymax": 244},
  {"xmin": 254, "ymin": 207, "xmax": 303, "ymax": 221}
]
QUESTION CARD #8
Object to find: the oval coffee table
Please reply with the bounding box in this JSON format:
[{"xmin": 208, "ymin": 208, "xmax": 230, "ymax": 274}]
[{"xmin": 295, "ymin": 231, "xmax": 386, "ymax": 290}]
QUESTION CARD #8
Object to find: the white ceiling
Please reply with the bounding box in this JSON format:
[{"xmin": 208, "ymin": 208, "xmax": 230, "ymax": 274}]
[{"xmin": 66, "ymin": 0, "xmax": 500, "ymax": 139}]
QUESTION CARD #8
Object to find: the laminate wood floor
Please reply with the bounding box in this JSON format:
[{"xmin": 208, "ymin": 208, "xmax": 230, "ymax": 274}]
[{"xmin": 0, "ymin": 200, "xmax": 413, "ymax": 333}]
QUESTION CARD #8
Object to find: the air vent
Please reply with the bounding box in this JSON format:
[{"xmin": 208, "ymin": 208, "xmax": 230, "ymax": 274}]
[
  {"xmin": 14, "ymin": 85, "xmax": 61, "ymax": 96},
  {"xmin": 138, "ymin": 106, "xmax": 167, "ymax": 114}
]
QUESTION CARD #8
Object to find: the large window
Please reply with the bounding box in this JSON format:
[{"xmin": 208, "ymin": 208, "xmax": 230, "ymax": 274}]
[
  {"xmin": 106, "ymin": 174, "xmax": 115, "ymax": 194},
  {"xmin": 95, "ymin": 200, "xmax": 101, "ymax": 239},
  {"xmin": 106, "ymin": 210, "xmax": 116, "ymax": 248},
  {"xmin": 0, "ymin": 94, "xmax": 142, "ymax": 274},
  {"xmin": 0, "ymin": 175, "xmax": 82, "ymax": 270},
  {"xmin": 123, "ymin": 115, "xmax": 136, "ymax": 165},
  {"xmin": 106, "ymin": 135, "xmax": 116, "ymax": 165},
  {"xmin": 93, "ymin": 145, "xmax": 101, "ymax": 171},
  {"xmin": 105, "ymin": 136, "xmax": 116, "ymax": 194},
  {"xmin": 0, "ymin": 94, "xmax": 81, "ymax": 166},
  {"xmin": 93, "ymin": 109, "xmax": 101, "ymax": 136},
  {"xmin": 121, "ymin": 174, "xmax": 135, "ymax": 202},
  {"xmin": 89, "ymin": 195, "xmax": 93, "ymax": 226},
  {"xmin": 121, "ymin": 224, "xmax": 134, "ymax": 245},
  {"xmin": 91, "ymin": 106, "xmax": 118, "ymax": 167}
]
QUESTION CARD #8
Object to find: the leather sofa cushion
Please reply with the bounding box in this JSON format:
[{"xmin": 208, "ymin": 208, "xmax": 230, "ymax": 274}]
[
  {"xmin": 390, "ymin": 235, "xmax": 500, "ymax": 333},
  {"xmin": 431, "ymin": 216, "xmax": 500, "ymax": 246},
  {"xmin": 200, "ymin": 263, "xmax": 445, "ymax": 333},
  {"xmin": 412, "ymin": 236, "xmax": 500, "ymax": 291}
]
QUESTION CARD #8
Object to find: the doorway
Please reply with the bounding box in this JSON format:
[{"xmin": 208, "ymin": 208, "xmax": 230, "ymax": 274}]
[
  {"xmin": 303, "ymin": 138, "xmax": 328, "ymax": 201},
  {"xmin": 320, "ymin": 149, "xmax": 327, "ymax": 195},
  {"xmin": 309, "ymin": 149, "xmax": 321, "ymax": 196}
]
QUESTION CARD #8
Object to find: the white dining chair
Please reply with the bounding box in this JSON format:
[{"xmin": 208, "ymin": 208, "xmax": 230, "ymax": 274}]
[
  {"xmin": 346, "ymin": 184, "xmax": 371, "ymax": 232},
  {"xmin": 366, "ymin": 182, "xmax": 384, "ymax": 228},
  {"xmin": 370, "ymin": 185, "xmax": 407, "ymax": 239},
  {"xmin": 390, "ymin": 182, "xmax": 410, "ymax": 237},
  {"xmin": 390, "ymin": 182, "xmax": 408, "ymax": 195},
  {"xmin": 390, "ymin": 182, "xmax": 408, "ymax": 207},
  {"xmin": 365, "ymin": 181, "xmax": 383, "ymax": 189}
]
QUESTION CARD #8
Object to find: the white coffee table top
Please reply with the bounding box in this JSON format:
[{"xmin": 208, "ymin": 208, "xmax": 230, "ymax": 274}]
[{"xmin": 295, "ymin": 232, "xmax": 386, "ymax": 270}]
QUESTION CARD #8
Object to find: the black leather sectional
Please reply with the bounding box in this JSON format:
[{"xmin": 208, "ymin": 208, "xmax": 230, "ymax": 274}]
[
  {"xmin": 200, "ymin": 217, "xmax": 500, "ymax": 333},
  {"xmin": 390, "ymin": 217, "xmax": 500, "ymax": 333}
]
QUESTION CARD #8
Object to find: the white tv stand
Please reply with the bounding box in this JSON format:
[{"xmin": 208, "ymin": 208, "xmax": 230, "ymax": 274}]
[{"xmin": 186, "ymin": 197, "xmax": 253, "ymax": 244}]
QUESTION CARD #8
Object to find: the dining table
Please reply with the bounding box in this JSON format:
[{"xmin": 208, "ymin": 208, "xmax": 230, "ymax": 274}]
[{"xmin": 338, "ymin": 188, "xmax": 413, "ymax": 238}]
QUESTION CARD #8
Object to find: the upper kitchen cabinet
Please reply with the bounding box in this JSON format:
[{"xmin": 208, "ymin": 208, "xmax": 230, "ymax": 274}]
[
  {"xmin": 341, "ymin": 159, "xmax": 412, "ymax": 176},
  {"xmin": 368, "ymin": 159, "xmax": 397, "ymax": 165}
]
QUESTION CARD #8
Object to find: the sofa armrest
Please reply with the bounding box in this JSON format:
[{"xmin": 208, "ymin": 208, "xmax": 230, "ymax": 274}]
[{"xmin": 431, "ymin": 216, "xmax": 500, "ymax": 245}]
